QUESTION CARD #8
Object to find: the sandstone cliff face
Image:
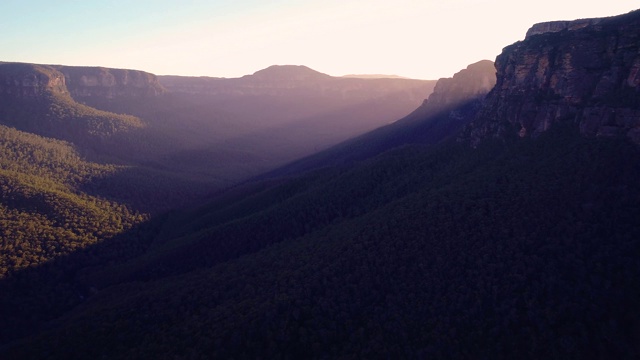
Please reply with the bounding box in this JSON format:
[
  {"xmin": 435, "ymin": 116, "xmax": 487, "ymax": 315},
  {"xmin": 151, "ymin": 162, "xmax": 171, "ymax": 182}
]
[
  {"xmin": 57, "ymin": 66, "xmax": 166, "ymax": 99},
  {"xmin": 402, "ymin": 59, "xmax": 496, "ymax": 129},
  {"xmin": 0, "ymin": 63, "xmax": 166, "ymax": 100},
  {"xmin": 0, "ymin": 62, "xmax": 145, "ymax": 143},
  {"xmin": 525, "ymin": 18, "xmax": 603, "ymax": 38},
  {"xmin": 422, "ymin": 60, "xmax": 496, "ymax": 111},
  {"xmin": 0, "ymin": 63, "xmax": 68, "ymax": 97},
  {"xmin": 466, "ymin": 10, "xmax": 640, "ymax": 146}
]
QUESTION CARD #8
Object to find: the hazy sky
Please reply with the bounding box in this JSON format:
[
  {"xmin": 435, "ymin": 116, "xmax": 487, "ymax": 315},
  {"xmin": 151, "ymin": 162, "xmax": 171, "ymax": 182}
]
[{"xmin": 1, "ymin": 0, "xmax": 637, "ymax": 79}]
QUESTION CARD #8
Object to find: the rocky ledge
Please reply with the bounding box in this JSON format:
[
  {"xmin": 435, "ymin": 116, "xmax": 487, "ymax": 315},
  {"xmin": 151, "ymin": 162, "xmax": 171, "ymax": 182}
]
[
  {"xmin": 465, "ymin": 9, "xmax": 640, "ymax": 146},
  {"xmin": 57, "ymin": 66, "xmax": 166, "ymax": 99},
  {"xmin": 0, "ymin": 63, "xmax": 68, "ymax": 97},
  {"xmin": 0, "ymin": 62, "xmax": 166, "ymax": 100}
]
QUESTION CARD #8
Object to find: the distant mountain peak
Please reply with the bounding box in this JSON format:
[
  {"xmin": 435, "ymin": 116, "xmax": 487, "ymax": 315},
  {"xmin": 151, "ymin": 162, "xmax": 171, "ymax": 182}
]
[
  {"xmin": 247, "ymin": 65, "xmax": 332, "ymax": 82},
  {"xmin": 341, "ymin": 74, "xmax": 409, "ymax": 79}
]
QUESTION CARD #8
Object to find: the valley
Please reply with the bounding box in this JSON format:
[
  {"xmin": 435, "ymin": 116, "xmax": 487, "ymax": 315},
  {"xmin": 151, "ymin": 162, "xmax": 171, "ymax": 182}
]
[{"xmin": 1, "ymin": 7, "xmax": 640, "ymax": 360}]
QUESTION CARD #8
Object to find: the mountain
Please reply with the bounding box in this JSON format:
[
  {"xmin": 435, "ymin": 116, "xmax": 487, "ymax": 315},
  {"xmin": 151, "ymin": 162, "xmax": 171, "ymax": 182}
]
[
  {"xmin": 266, "ymin": 59, "xmax": 495, "ymax": 176},
  {"xmin": 34, "ymin": 63, "xmax": 437, "ymax": 183},
  {"xmin": 0, "ymin": 62, "xmax": 436, "ymax": 210},
  {"xmin": 464, "ymin": 10, "xmax": 640, "ymax": 146},
  {"xmin": 0, "ymin": 62, "xmax": 227, "ymax": 213},
  {"xmin": 2, "ymin": 9, "xmax": 640, "ymax": 360},
  {"xmin": 160, "ymin": 65, "xmax": 431, "ymax": 100},
  {"xmin": 0, "ymin": 63, "xmax": 437, "ymax": 350},
  {"xmin": 158, "ymin": 65, "xmax": 437, "ymax": 158},
  {"xmin": 342, "ymin": 74, "xmax": 410, "ymax": 79},
  {"xmin": 0, "ymin": 63, "xmax": 144, "ymax": 151}
]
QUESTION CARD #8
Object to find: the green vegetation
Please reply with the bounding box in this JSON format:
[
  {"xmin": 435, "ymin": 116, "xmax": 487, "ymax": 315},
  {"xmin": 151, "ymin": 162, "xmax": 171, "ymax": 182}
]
[
  {"xmin": 0, "ymin": 125, "xmax": 146, "ymax": 278},
  {"xmin": 3, "ymin": 126, "xmax": 640, "ymax": 359},
  {"xmin": 0, "ymin": 65, "xmax": 143, "ymax": 146},
  {"xmin": 0, "ymin": 54, "xmax": 638, "ymax": 358}
]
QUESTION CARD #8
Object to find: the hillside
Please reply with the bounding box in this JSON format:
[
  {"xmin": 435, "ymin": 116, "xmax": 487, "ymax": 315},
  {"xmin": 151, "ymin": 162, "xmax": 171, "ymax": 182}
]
[
  {"xmin": 266, "ymin": 59, "xmax": 495, "ymax": 177},
  {"xmin": 158, "ymin": 65, "xmax": 437, "ymax": 158},
  {"xmin": 0, "ymin": 124, "xmax": 157, "ymax": 342},
  {"xmin": 0, "ymin": 62, "xmax": 437, "ymax": 212},
  {"xmin": 0, "ymin": 125, "xmax": 147, "ymax": 278},
  {"xmin": 0, "ymin": 61, "xmax": 439, "ymax": 349},
  {"xmin": 0, "ymin": 63, "xmax": 143, "ymax": 156},
  {"xmin": 5, "ymin": 126, "xmax": 640, "ymax": 359}
]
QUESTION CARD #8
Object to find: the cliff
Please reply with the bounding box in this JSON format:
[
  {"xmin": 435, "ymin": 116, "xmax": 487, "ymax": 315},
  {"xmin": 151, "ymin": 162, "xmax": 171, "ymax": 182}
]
[
  {"xmin": 0, "ymin": 62, "xmax": 144, "ymax": 144},
  {"xmin": 465, "ymin": 9, "xmax": 640, "ymax": 146},
  {"xmin": 56, "ymin": 65, "xmax": 166, "ymax": 99},
  {"xmin": 416, "ymin": 59, "xmax": 496, "ymax": 113},
  {"xmin": 0, "ymin": 63, "xmax": 68, "ymax": 97},
  {"xmin": 525, "ymin": 18, "xmax": 603, "ymax": 38},
  {"xmin": 0, "ymin": 63, "xmax": 166, "ymax": 100}
]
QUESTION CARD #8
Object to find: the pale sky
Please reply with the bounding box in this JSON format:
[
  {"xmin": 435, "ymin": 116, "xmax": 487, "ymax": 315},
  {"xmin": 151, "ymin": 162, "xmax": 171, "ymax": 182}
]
[{"xmin": 0, "ymin": 0, "xmax": 637, "ymax": 79}]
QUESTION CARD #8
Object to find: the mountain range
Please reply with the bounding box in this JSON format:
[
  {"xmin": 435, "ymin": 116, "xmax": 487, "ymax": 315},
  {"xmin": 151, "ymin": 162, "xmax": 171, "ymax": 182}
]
[{"xmin": 1, "ymin": 8, "xmax": 640, "ymax": 359}]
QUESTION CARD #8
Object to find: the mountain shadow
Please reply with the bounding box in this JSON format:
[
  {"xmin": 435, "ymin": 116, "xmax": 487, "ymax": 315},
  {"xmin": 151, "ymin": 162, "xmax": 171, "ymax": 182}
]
[
  {"xmin": 265, "ymin": 60, "xmax": 495, "ymax": 177},
  {"xmin": 4, "ymin": 126, "xmax": 640, "ymax": 359}
]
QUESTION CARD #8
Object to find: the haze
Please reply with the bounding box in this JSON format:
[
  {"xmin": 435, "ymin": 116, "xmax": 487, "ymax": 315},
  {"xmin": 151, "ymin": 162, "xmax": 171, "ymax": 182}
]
[{"xmin": 1, "ymin": 0, "xmax": 637, "ymax": 79}]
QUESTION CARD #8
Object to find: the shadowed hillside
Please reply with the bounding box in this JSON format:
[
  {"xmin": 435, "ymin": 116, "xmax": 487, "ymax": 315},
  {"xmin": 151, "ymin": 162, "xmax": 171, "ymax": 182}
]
[
  {"xmin": 158, "ymin": 65, "xmax": 437, "ymax": 157},
  {"xmin": 265, "ymin": 60, "xmax": 495, "ymax": 177}
]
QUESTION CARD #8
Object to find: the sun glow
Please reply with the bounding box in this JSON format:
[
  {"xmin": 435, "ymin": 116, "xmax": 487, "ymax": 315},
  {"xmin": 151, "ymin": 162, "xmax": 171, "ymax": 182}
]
[{"xmin": 0, "ymin": 0, "xmax": 637, "ymax": 79}]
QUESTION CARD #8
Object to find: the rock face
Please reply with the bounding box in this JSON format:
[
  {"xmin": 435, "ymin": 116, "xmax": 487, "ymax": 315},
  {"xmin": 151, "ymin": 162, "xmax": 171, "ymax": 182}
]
[
  {"xmin": 57, "ymin": 66, "xmax": 166, "ymax": 99},
  {"xmin": 420, "ymin": 59, "xmax": 496, "ymax": 112},
  {"xmin": 525, "ymin": 18, "xmax": 603, "ymax": 38},
  {"xmin": 0, "ymin": 63, "xmax": 68, "ymax": 97},
  {"xmin": 465, "ymin": 9, "xmax": 640, "ymax": 146},
  {"xmin": 393, "ymin": 59, "xmax": 496, "ymax": 136},
  {"xmin": 0, "ymin": 62, "xmax": 145, "ymax": 144},
  {"xmin": 0, "ymin": 63, "xmax": 166, "ymax": 100}
]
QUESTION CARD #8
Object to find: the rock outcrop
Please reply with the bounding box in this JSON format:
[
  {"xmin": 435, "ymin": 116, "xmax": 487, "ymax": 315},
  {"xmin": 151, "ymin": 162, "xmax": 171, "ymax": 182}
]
[
  {"xmin": 525, "ymin": 18, "xmax": 603, "ymax": 38},
  {"xmin": 391, "ymin": 59, "xmax": 496, "ymax": 137},
  {"xmin": 0, "ymin": 63, "xmax": 68, "ymax": 97},
  {"xmin": 0, "ymin": 62, "xmax": 144, "ymax": 144},
  {"xmin": 57, "ymin": 66, "xmax": 166, "ymax": 99},
  {"xmin": 465, "ymin": 9, "xmax": 640, "ymax": 146},
  {"xmin": 419, "ymin": 59, "xmax": 496, "ymax": 112},
  {"xmin": 0, "ymin": 63, "xmax": 166, "ymax": 100}
]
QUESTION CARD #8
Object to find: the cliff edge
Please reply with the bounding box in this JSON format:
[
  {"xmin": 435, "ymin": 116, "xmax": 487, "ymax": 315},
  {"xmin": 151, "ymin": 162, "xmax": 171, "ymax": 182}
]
[{"xmin": 465, "ymin": 9, "xmax": 640, "ymax": 146}]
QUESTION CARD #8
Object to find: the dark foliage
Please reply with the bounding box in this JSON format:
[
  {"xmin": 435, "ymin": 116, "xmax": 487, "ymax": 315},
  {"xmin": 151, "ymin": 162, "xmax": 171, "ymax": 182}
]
[{"xmin": 3, "ymin": 126, "xmax": 640, "ymax": 359}]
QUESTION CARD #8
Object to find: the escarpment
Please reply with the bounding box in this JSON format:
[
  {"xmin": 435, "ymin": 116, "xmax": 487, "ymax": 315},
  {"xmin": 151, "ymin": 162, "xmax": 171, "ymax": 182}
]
[
  {"xmin": 416, "ymin": 59, "xmax": 495, "ymax": 114},
  {"xmin": 465, "ymin": 9, "xmax": 640, "ymax": 146},
  {"xmin": 0, "ymin": 62, "xmax": 145, "ymax": 143},
  {"xmin": 57, "ymin": 66, "xmax": 166, "ymax": 99},
  {"xmin": 0, "ymin": 63, "xmax": 68, "ymax": 97},
  {"xmin": 0, "ymin": 63, "xmax": 165, "ymax": 100}
]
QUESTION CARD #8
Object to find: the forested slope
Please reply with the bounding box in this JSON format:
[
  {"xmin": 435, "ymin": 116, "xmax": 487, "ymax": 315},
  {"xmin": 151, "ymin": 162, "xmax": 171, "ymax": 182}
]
[
  {"xmin": 0, "ymin": 125, "xmax": 146, "ymax": 278},
  {"xmin": 2, "ymin": 10, "xmax": 640, "ymax": 358},
  {"xmin": 5, "ymin": 127, "xmax": 640, "ymax": 359}
]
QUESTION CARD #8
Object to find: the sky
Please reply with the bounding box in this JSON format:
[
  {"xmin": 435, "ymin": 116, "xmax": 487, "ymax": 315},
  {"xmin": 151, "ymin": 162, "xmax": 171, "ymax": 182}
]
[{"xmin": 0, "ymin": 0, "xmax": 637, "ymax": 80}]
